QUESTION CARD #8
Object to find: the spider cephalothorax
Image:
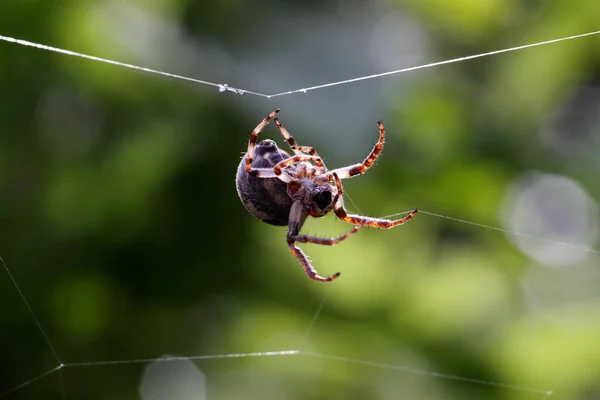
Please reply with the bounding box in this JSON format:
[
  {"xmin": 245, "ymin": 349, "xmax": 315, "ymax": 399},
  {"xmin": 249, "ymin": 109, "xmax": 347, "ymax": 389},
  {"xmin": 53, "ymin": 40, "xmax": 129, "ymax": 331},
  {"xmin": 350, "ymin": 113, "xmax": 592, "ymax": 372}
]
[{"xmin": 236, "ymin": 109, "xmax": 418, "ymax": 283}]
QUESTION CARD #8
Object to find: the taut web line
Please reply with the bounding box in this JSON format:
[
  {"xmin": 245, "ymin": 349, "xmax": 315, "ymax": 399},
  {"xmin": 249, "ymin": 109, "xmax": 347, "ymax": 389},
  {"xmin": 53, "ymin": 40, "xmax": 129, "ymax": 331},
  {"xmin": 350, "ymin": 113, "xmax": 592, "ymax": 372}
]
[
  {"xmin": 0, "ymin": 30, "xmax": 599, "ymax": 98},
  {"xmin": 1, "ymin": 347, "xmax": 552, "ymax": 398},
  {"xmin": 0, "ymin": 256, "xmax": 61, "ymax": 365},
  {"xmin": 383, "ymin": 210, "xmax": 600, "ymax": 255}
]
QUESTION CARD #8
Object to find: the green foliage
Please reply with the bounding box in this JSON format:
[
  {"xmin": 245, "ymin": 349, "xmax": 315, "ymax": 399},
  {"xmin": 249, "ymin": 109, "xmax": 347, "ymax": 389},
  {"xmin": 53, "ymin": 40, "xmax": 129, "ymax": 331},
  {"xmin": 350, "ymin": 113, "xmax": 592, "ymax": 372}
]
[{"xmin": 1, "ymin": 1, "xmax": 599, "ymax": 399}]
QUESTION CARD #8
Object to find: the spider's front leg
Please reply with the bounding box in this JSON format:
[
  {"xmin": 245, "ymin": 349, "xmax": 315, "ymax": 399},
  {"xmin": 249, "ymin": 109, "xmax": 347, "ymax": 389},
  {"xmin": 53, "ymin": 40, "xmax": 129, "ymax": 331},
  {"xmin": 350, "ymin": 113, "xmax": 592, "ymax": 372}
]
[
  {"xmin": 286, "ymin": 200, "xmax": 341, "ymax": 282},
  {"xmin": 274, "ymin": 118, "xmax": 327, "ymax": 169},
  {"xmin": 244, "ymin": 109, "xmax": 295, "ymax": 182},
  {"xmin": 332, "ymin": 173, "xmax": 419, "ymax": 228},
  {"xmin": 244, "ymin": 110, "xmax": 284, "ymax": 178},
  {"xmin": 273, "ymin": 154, "xmax": 325, "ymax": 176},
  {"xmin": 324, "ymin": 121, "xmax": 386, "ymax": 181}
]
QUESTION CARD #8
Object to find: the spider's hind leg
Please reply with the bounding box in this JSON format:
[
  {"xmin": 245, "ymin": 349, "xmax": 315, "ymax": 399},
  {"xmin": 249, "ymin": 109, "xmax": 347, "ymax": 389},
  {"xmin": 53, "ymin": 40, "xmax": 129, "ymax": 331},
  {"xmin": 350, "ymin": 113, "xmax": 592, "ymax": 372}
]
[
  {"xmin": 332, "ymin": 173, "xmax": 419, "ymax": 228},
  {"xmin": 326, "ymin": 121, "xmax": 386, "ymax": 180},
  {"xmin": 245, "ymin": 109, "xmax": 280, "ymax": 175},
  {"xmin": 274, "ymin": 118, "xmax": 326, "ymax": 169},
  {"xmin": 244, "ymin": 110, "xmax": 297, "ymax": 182}
]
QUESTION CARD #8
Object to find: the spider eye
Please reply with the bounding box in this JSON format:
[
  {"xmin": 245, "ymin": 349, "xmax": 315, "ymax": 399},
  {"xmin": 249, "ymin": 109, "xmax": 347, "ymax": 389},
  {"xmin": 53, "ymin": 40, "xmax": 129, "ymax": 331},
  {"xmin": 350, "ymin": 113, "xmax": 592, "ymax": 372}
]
[{"xmin": 313, "ymin": 190, "xmax": 332, "ymax": 210}]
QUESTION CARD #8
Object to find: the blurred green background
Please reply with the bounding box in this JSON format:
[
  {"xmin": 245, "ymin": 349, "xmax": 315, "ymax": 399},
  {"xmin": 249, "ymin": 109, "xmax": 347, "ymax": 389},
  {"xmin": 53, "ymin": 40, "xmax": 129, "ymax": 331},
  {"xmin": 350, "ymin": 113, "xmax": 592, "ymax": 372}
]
[{"xmin": 1, "ymin": 1, "xmax": 600, "ymax": 399}]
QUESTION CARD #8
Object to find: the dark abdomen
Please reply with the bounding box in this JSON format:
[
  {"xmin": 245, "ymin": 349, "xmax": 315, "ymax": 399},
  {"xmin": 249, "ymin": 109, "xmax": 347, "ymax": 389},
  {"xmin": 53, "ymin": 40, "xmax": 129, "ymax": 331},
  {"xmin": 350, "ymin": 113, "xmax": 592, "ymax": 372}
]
[{"xmin": 235, "ymin": 142, "xmax": 292, "ymax": 226}]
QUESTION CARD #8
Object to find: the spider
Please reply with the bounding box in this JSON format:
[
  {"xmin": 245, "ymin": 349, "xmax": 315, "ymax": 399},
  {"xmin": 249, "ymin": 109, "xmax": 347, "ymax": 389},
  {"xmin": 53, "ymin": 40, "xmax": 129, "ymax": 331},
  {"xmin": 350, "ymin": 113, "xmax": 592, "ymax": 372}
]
[{"xmin": 235, "ymin": 109, "xmax": 418, "ymax": 283}]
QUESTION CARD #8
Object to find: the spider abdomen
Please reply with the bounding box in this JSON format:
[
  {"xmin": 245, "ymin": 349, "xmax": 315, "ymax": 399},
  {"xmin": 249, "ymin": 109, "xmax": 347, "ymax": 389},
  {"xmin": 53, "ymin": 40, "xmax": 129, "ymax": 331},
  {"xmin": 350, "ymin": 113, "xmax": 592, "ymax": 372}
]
[{"xmin": 236, "ymin": 140, "xmax": 293, "ymax": 226}]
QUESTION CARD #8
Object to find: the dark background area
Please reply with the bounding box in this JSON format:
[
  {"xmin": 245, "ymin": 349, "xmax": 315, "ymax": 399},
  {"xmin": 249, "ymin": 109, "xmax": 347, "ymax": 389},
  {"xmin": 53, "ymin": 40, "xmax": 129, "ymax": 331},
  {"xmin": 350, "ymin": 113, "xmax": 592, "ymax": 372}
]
[{"xmin": 1, "ymin": 1, "xmax": 600, "ymax": 399}]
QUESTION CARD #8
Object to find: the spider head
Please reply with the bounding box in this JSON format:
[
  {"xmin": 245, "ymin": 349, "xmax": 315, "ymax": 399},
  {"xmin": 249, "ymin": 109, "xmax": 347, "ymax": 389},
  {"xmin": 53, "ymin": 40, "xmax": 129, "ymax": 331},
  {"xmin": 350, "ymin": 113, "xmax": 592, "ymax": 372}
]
[
  {"xmin": 287, "ymin": 179, "xmax": 337, "ymax": 237},
  {"xmin": 310, "ymin": 188, "xmax": 332, "ymax": 216},
  {"xmin": 306, "ymin": 181, "xmax": 337, "ymax": 218},
  {"xmin": 287, "ymin": 178, "xmax": 337, "ymax": 221}
]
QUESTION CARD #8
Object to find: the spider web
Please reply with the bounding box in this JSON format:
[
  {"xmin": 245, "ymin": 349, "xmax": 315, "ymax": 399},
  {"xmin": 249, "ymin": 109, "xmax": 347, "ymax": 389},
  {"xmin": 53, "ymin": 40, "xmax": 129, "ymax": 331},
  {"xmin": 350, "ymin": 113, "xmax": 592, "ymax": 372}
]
[
  {"xmin": 1, "ymin": 30, "xmax": 597, "ymax": 99},
  {"xmin": 4, "ymin": 208, "xmax": 597, "ymax": 399},
  {"xmin": 1, "ymin": 15, "xmax": 600, "ymax": 400}
]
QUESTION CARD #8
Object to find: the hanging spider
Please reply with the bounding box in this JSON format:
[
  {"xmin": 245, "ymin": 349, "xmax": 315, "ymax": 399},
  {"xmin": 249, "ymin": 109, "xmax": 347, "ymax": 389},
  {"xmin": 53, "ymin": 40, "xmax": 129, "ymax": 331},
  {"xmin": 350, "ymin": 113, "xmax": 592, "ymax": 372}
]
[{"xmin": 236, "ymin": 109, "xmax": 418, "ymax": 283}]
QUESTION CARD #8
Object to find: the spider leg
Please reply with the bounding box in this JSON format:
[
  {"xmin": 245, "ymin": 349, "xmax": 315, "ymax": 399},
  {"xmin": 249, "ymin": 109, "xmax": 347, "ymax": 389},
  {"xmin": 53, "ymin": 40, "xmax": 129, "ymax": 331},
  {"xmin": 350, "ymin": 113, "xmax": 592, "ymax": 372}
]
[
  {"xmin": 325, "ymin": 121, "xmax": 386, "ymax": 180},
  {"xmin": 287, "ymin": 239, "xmax": 341, "ymax": 282},
  {"xmin": 274, "ymin": 118, "xmax": 326, "ymax": 169},
  {"xmin": 247, "ymin": 167, "xmax": 295, "ymax": 182},
  {"xmin": 332, "ymin": 173, "xmax": 419, "ymax": 228},
  {"xmin": 293, "ymin": 224, "xmax": 362, "ymax": 245},
  {"xmin": 244, "ymin": 109, "xmax": 298, "ymax": 183},
  {"xmin": 245, "ymin": 109, "xmax": 280, "ymax": 175},
  {"xmin": 273, "ymin": 154, "xmax": 326, "ymax": 176},
  {"xmin": 287, "ymin": 200, "xmax": 341, "ymax": 282}
]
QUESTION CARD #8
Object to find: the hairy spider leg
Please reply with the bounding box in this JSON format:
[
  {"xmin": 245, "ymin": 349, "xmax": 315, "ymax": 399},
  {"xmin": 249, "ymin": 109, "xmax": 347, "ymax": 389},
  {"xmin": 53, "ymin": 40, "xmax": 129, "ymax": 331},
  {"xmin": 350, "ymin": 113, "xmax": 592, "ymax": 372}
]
[
  {"xmin": 287, "ymin": 240, "xmax": 341, "ymax": 282},
  {"xmin": 284, "ymin": 187, "xmax": 362, "ymax": 282},
  {"xmin": 245, "ymin": 109, "xmax": 279, "ymax": 173},
  {"xmin": 274, "ymin": 118, "xmax": 326, "ymax": 169},
  {"xmin": 244, "ymin": 110, "xmax": 295, "ymax": 182},
  {"xmin": 273, "ymin": 154, "xmax": 326, "ymax": 177},
  {"xmin": 286, "ymin": 200, "xmax": 341, "ymax": 282},
  {"xmin": 332, "ymin": 173, "xmax": 419, "ymax": 228},
  {"xmin": 293, "ymin": 224, "xmax": 362, "ymax": 245},
  {"xmin": 288, "ymin": 225, "xmax": 362, "ymax": 282},
  {"xmin": 323, "ymin": 121, "xmax": 386, "ymax": 181}
]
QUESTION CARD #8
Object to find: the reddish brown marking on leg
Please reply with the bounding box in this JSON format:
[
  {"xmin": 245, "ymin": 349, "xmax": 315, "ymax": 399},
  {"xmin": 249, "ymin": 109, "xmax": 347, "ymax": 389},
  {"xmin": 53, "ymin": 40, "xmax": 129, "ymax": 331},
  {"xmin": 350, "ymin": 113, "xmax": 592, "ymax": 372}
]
[
  {"xmin": 293, "ymin": 225, "xmax": 362, "ymax": 245},
  {"xmin": 274, "ymin": 118, "xmax": 298, "ymax": 148},
  {"xmin": 245, "ymin": 109, "xmax": 280, "ymax": 173},
  {"xmin": 353, "ymin": 121, "xmax": 384, "ymax": 175},
  {"xmin": 295, "ymin": 146, "xmax": 316, "ymax": 156},
  {"xmin": 335, "ymin": 208, "xmax": 419, "ymax": 229},
  {"xmin": 273, "ymin": 154, "xmax": 324, "ymax": 175},
  {"xmin": 245, "ymin": 156, "xmax": 254, "ymax": 174},
  {"xmin": 348, "ymin": 165, "xmax": 365, "ymax": 176},
  {"xmin": 294, "ymin": 146, "xmax": 324, "ymax": 168},
  {"xmin": 274, "ymin": 118, "xmax": 325, "ymax": 168},
  {"xmin": 332, "ymin": 172, "xmax": 344, "ymax": 196},
  {"xmin": 287, "ymin": 240, "xmax": 341, "ymax": 282},
  {"xmin": 332, "ymin": 172, "xmax": 418, "ymax": 229},
  {"xmin": 326, "ymin": 121, "xmax": 386, "ymax": 180}
]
